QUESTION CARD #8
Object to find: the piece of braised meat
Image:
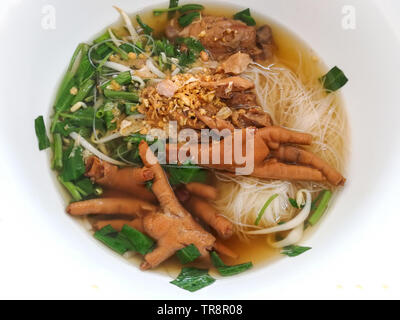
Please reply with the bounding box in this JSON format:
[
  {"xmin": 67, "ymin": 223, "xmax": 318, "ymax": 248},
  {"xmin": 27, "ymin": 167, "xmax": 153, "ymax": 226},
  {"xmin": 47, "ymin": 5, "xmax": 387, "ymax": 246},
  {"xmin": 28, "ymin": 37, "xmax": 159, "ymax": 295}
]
[
  {"xmin": 167, "ymin": 16, "xmax": 276, "ymax": 61},
  {"xmin": 255, "ymin": 25, "xmax": 275, "ymax": 60},
  {"xmin": 224, "ymin": 92, "xmax": 258, "ymax": 108},
  {"xmin": 232, "ymin": 107, "xmax": 273, "ymax": 128}
]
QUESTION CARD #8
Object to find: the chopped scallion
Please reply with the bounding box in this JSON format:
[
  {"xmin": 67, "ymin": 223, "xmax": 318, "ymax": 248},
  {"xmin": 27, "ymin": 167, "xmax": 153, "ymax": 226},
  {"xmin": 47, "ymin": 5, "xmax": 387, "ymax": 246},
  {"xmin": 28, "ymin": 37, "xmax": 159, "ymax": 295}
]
[
  {"xmin": 254, "ymin": 194, "xmax": 279, "ymax": 226},
  {"xmin": 307, "ymin": 190, "xmax": 332, "ymax": 226},
  {"xmin": 94, "ymin": 225, "xmax": 132, "ymax": 255},
  {"xmin": 34, "ymin": 116, "xmax": 50, "ymax": 151},
  {"xmin": 120, "ymin": 225, "xmax": 154, "ymax": 255},
  {"xmin": 320, "ymin": 66, "xmax": 348, "ymax": 92},
  {"xmin": 171, "ymin": 267, "xmax": 215, "ymax": 292},
  {"xmin": 281, "ymin": 245, "xmax": 311, "ymax": 257},
  {"xmin": 176, "ymin": 244, "xmax": 201, "ymax": 264},
  {"xmin": 136, "ymin": 15, "xmax": 153, "ymax": 35},
  {"xmin": 52, "ymin": 133, "xmax": 63, "ymax": 170},
  {"xmin": 210, "ymin": 251, "xmax": 253, "ymax": 276},
  {"xmin": 100, "ymin": 71, "xmax": 132, "ymax": 90},
  {"xmin": 233, "ymin": 8, "xmax": 256, "ymax": 26},
  {"xmin": 103, "ymin": 89, "xmax": 139, "ymax": 102},
  {"xmin": 178, "ymin": 12, "xmax": 201, "ymax": 27}
]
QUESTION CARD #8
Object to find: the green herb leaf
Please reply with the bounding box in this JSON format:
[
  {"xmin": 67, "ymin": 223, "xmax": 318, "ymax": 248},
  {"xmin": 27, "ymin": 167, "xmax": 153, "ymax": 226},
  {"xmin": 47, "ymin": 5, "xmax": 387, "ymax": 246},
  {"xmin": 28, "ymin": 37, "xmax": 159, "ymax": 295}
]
[
  {"xmin": 119, "ymin": 42, "xmax": 144, "ymax": 55},
  {"xmin": 136, "ymin": 15, "xmax": 153, "ymax": 35},
  {"xmin": 171, "ymin": 267, "xmax": 216, "ymax": 292},
  {"xmin": 52, "ymin": 133, "xmax": 63, "ymax": 170},
  {"xmin": 54, "ymin": 43, "xmax": 87, "ymax": 109},
  {"xmin": 75, "ymin": 178, "xmax": 95, "ymax": 196},
  {"xmin": 254, "ymin": 194, "xmax": 279, "ymax": 226},
  {"xmin": 124, "ymin": 134, "xmax": 150, "ymax": 144},
  {"xmin": 103, "ymin": 89, "xmax": 139, "ymax": 102},
  {"xmin": 177, "ymin": 50, "xmax": 196, "ymax": 67},
  {"xmin": 210, "ymin": 251, "xmax": 253, "ymax": 276},
  {"xmin": 176, "ymin": 244, "xmax": 201, "ymax": 264},
  {"xmin": 120, "ymin": 225, "xmax": 154, "ymax": 255},
  {"xmin": 125, "ymin": 103, "xmax": 139, "ymax": 116},
  {"xmin": 210, "ymin": 251, "xmax": 226, "ymax": 268},
  {"xmin": 58, "ymin": 176, "xmax": 82, "ymax": 202},
  {"xmin": 34, "ymin": 116, "xmax": 50, "ymax": 151},
  {"xmin": 168, "ymin": 0, "xmax": 179, "ymax": 19},
  {"xmin": 320, "ymin": 66, "xmax": 348, "ymax": 92},
  {"xmin": 311, "ymin": 190, "xmax": 324, "ymax": 211},
  {"xmin": 178, "ymin": 4, "xmax": 204, "ymax": 13},
  {"xmin": 289, "ymin": 198, "xmax": 299, "ymax": 208},
  {"xmin": 60, "ymin": 145, "xmax": 85, "ymax": 182},
  {"xmin": 233, "ymin": 8, "xmax": 256, "ymax": 26},
  {"xmin": 289, "ymin": 198, "xmax": 305, "ymax": 209},
  {"xmin": 177, "ymin": 37, "xmax": 204, "ymax": 53},
  {"xmin": 101, "ymin": 71, "xmax": 132, "ymax": 90},
  {"xmin": 307, "ymin": 190, "xmax": 332, "ymax": 226},
  {"xmin": 178, "ymin": 12, "xmax": 200, "ymax": 27},
  {"xmin": 165, "ymin": 163, "xmax": 207, "ymax": 186},
  {"xmin": 217, "ymin": 263, "xmax": 253, "ymax": 277},
  {"xmin": 154, "ymin": 39, "xmax": 176, "ymax": 57},
  {"xmin": 75, "ymin": 51, "xmax": 95, "ymax": 86},
  {"xmin": 60, "ymin": 107, "xmax": 105, "ymax": 130},
  {"xmin": 281, "ymin": 245, "xmax": 312, "ymax": 257},
  {"xmin": 94, "ymin": 225, "xmax": 133, "ymax": 255}
]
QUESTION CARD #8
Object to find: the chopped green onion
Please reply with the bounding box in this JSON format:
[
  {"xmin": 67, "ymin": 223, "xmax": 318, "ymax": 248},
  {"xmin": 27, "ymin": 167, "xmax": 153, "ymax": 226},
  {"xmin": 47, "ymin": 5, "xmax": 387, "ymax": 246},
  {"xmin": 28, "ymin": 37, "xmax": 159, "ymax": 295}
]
[
  {"xmin": 51, "ymin": 43, "xmax": 93, "ymax": 133},
  {"xmin": 71, "ymin": 79, "xmax": 95, "ymax": 106},
  {"xmin": 93, "ymin": 31, "xmax": 129, "ymax": 60},
  {"xmin": 168, "ymin": 0, "xmax": 179, "ymax": 18},
  {"xmin": 154, "ymin": 1, "xmax": 203, "ymax": 17},
  {"xmin": 76, "ymin": 50, "xmax": 95, "ymax": 85},
  {"xmin": 176, "ymin": 244, "xmax": 201, "ymax": 264},
  {"xmin": 216, "ymin": 263, "xmax": 253, "ymax": 277},
  {"xmin": 254, "ymin": 194, "xmax": 279, "ymax": 226},
  {"xmin": 125, "ymin": 134, "xmax": 149, "ymax": 144},
  {"xmin": 289, "ymin": 198, "xmax": 305, "ymax": 209},
  {"xmin": 281, "ymin": 245, "xmax": 311, "ymax": 257},
  {"xmin": 178, "ymin": 4, "xmax": 204, "ymax": 13},
  {"xmin": 125, "ymin": 103, "xmax": 139, "ymax": 115},
  {"xmin": 311, "ymin": 190, "xmax": 325, "ymax": 211},
  {"xmin": 75, "ymin": 178, "xmax": 95, "ymax": 196},
  {"xmin": 100, "ymin": 71, "xmax": 132, "ymax": 90},
  {"xmin": 210, "ymin": 251, "xmax": 253, "ymax": 277},
  {"xmin": 103, "ymin": 89, "xmax": 139, "ymax": 102},
  {"xmin": 136, "ymin": 15, "xmax": 153, "ymax": 35},
  {"xmin": 104, "ymin": 110, "xmax": 116, "ymax": 131},
  {"xmin": 233, "ymin": 8, "xmax": 256, "ymax": 26},
  {"xmin": 59, "ymin": 107, "xmax": 104, "ymax": 131},
  {"xmin": 171, "ymin": 267, "xmax": 216, "ymax": 292},
  {"xmin": 34, "ymin": 116, "xmax": 50, "ymax": 151},
  {"xmin": 58, "ymin": 176, "xmax": 82, "ymax": 202},
  {"xmin": 165, "ymin": 162, "xmax": 207, "ymax": 186},
  {"xmin": 120, "ymin": 225, "xmax": 154, "ymax": 255},
  {"xmin": 178, "ymin": 12, "xmax": 201, "ymax": 27},
  {"xmin": 289, "ymin": 198, "xmax": 299, "ymax": 208},
  {"xmin": 52, "ymin": 133, "xmax": 63, "ymax": 170},
  {"xmin": 210, "ymin": 251, "xmax": 225, "ymax": 268},
  {"xmin": 307, "ymin": 190, "xmax": 332, "ymax": 226},
  {"xmin": 108, "ymin": 42, "xmax": 129, "ymax": 60},
  {"xmin": 320, "ymin": 66, "xmax": 348, "ymax": 92},
  {"xmin": 94, "ymin": 225, "xmax": 133, "ymax": 255},
  {"xmin": 60, "ymin": 145, "xmax": 85, "ymax": 182},
  {"xmin": 176, "ymin": 37, "xmax": 204, "ymax": 53},
  {"xmin": 54, "ymin": 43, "xmax": 86, "ymax": 108}
]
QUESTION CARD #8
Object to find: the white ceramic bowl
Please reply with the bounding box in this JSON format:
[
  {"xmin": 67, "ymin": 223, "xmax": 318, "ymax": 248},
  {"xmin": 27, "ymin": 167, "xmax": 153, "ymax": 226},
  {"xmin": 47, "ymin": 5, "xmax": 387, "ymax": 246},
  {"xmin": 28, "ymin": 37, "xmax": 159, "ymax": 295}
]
[{"xmin": 0, "ymin": 0, "xmax": 399, "ymax": 299}]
